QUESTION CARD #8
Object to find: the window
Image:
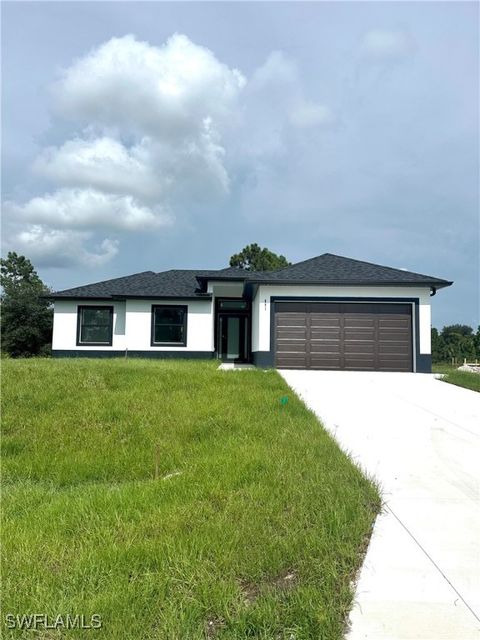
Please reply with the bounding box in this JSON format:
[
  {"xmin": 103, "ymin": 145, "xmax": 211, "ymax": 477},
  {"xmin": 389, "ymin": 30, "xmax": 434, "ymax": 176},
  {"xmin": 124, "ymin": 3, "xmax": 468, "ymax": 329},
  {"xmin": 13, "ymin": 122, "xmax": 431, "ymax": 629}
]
[
  {"xmin": 77, "ymin": 306, "xmax": 113, "ymax": 346},
  {"xmin": 151, "ymin": 305, "xmax": 187, "ymax": 346},
  {"xmin": 218, "ymin": 299, "xmax": 249, "ymax": 310}
]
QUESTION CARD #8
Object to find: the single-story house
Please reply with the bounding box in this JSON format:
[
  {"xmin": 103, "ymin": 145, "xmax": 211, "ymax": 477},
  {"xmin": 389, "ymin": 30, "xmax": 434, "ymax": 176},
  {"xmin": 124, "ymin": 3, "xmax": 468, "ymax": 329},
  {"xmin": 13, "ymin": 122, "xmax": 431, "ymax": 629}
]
[{"xmin": 50, "ymin": 253, "xmax": 452, "ymax": 372}]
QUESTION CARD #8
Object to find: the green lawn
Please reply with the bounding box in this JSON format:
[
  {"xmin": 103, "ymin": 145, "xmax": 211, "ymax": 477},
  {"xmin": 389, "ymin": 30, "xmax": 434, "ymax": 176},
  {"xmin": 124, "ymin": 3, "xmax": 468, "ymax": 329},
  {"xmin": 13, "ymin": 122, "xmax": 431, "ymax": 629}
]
[
  {"xmin": 432, "ymin": 363, "xmax": 480, "ymax": 392},
  {"xmin": 1, "ymin": 359, "xmax": 379, "ymax": 639}
]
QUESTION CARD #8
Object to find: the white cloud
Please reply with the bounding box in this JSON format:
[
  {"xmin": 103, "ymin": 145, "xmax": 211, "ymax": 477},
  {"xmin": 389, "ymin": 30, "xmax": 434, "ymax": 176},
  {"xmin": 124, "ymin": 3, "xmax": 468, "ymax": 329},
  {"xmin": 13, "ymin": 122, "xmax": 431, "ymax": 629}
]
[
  {"xmin": 33, "ymin": 137, "xmax": 166, "ymax": 200},
  {"xmin": 34, "ymin": 125, "xmax": 229, "ymax": 205},
  {"xmin": 5, "ymin": 188, "xmax": 170, "ymax": 231},
  {"xmin": 53, "ymin": 33, "xmax": 246, "ymax": 138},
  {"xmin": 361, "ymin": 29, "xmax": 414, "ymax": 60},
  {"xmin": 9, "ymin": 226, "xmax": 119, "ymax": 267},
  {"xmin": 4, "ymin": 34, "xmax": 243, "ymax": 266},
  {"xmin": 3, "ymin": 33, "xmax": 333, "ymax": 268}
]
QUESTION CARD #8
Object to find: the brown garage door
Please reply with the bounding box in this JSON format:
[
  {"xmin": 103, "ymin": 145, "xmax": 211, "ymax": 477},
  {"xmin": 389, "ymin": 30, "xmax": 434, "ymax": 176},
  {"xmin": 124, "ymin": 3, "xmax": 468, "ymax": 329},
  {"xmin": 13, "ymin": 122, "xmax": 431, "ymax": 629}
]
[{"xmin": 275, "ymin": 302, "xmax": 412, "ymax": 371}]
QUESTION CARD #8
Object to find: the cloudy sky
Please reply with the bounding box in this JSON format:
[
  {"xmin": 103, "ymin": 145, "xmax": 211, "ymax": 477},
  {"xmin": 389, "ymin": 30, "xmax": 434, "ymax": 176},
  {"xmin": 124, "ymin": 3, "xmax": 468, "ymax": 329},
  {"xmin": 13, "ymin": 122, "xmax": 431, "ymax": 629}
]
[{"xmin": 2, "ymin": 1, "xmax": 478, "ymax": 327}]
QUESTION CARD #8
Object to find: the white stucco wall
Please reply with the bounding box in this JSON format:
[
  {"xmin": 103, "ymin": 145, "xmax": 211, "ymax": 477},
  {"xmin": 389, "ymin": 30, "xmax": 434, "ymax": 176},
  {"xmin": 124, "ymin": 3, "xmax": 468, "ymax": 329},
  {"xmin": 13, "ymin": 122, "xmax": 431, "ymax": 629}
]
[
  {"xmin": 251, "ymin": 285, "xmax": 432, "ymax": 354},
  {"xmin": 418, "ymin": 298, "xmax": 432, "ymax": 354},
  {"xmin": 124, "ymin": 299, "xmax": 213, "ymax": 351},
  {"xmin": 52, "ymin": 299, "xmax": 127, "ymax": 351},
  {"xmin": 53, "ymin": 285, "xmax": 433, "ymax": 358},
  {"xmin": 52, "ymin": 298, "xmax": 214, "ymax": 352}
]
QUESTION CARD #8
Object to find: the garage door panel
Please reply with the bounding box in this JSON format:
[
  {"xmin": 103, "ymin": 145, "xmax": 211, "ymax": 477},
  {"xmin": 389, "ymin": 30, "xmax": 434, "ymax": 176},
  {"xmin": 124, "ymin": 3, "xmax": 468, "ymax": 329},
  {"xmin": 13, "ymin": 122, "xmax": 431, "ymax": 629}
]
[
  {"xmin": 310, "ymin": 341, "xmax": 341, "ymax": 353},
  {"xmin": 379, "ymin": 343, "xmax": 411, "ymax": 355},
  {"xmin": 310, "ymin": 329, "xmax": 341, "ymax": 341},
  {"xmin": 344, "ymin": 341, "xmax": 376, "ymax": 355},
  {"xmin": 379, "ymin": 321, "xmax": 410, "ymax": 331},
  {"xmin": 276, "ymin": 356, "xmax": 308, "ymax": 368},
  {"xmin": 276, "ymin": 314, "xmax": 307, "ymax": 328},
  {"xmin": 274, "ymin": 303, "xmax": 412, "ymax": 371},
  {"xmin": 276, "ymin": 347, "xmax": 307, "ymax": 355},
  {"xmin": 309, "ymin": 315, "xmax": 341, "ymax": 328},
  {"xmin": 379, "ymin": 317, "xmax": 410, "ymax": 327},
  {"xmin": 378, "ymin": 359, "xmax": 411, "ymax": 371},
  {"xmin": 276, "ymin": 343, "xmax": 307, "ymax": 355},
  {"xmin": 378, "ymin": 330, "xmax": 410, "ymax": 342},
  {"xmin": 343, "ymin": 316, "xmax": 375, "ymax": 328},
  {"xmin": 344, "ymin": 357, "xmax": 376, "ymax": 370},
  {"xmin": 379, "ymin": 352, "xmax": 411, "ymax": 361},
  {"xmin": 344, "ymin": 329, "xmax": 376, "ymax": 341},
  {"xmin": 276, "ymin": 328, "xmax": 307, "ymax": 340},
  {"xmin": 378, "ymin": 336, "xmax": 410, "ymax": 346},
  {"xmin": 310, "ymin": 324, "xmax": 341, "ymax": 334},
  {"xmin": 310, "ymin": 356, "xmax": 342, "ymax": 369},
  {"xmin": 276, "ymin": 351, "xmax": 307, "ymax": 360}
]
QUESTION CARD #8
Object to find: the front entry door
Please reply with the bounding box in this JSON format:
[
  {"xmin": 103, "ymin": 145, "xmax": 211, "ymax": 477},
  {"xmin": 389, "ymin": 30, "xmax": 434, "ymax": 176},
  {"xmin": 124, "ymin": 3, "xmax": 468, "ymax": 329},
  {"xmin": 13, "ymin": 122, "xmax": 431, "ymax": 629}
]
[{"xmin": 218, "ymin": 314, "xmax": 249, "ymax": 362}]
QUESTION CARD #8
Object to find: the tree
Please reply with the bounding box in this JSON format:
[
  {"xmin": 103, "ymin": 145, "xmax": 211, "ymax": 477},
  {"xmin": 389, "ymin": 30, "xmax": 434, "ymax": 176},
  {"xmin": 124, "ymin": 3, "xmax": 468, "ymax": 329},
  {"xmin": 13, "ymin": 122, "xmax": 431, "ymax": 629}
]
[
  {"xmin": 441, "ymin": 324, "xmax": 474, "ymax": 339},
  {"xmin": 432, "ymin": 324, "xmax": 478, "ymax": 364},
  {"xmin": 441, "ymin": 325, "xmax": 477, "ymax": 362},
  {"xmin": 0, "ymin": 252, "xmax": 53, "ymax": 357},
  {"xmin": 229, "ymin": 243, "xmax": 291, "ymax": 271}
]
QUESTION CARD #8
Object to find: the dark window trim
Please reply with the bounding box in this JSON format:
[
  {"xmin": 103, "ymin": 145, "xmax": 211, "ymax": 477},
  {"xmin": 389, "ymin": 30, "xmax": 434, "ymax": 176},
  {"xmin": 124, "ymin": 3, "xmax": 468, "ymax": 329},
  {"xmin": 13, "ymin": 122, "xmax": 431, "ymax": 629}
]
[
  {"xmin": 214, "ymin": 297, "xmax": 251, "ymax": 356},
  {"xmin": 151, "ymin": 304, "xmax": 188, "ymax": 347},
  {"xmin": 76, "ymin": 305, "xmax": 114, "ymax": 347},
  {"xmin": 214, "ymin": 296, "xmax": 251, "ymax": 313}
]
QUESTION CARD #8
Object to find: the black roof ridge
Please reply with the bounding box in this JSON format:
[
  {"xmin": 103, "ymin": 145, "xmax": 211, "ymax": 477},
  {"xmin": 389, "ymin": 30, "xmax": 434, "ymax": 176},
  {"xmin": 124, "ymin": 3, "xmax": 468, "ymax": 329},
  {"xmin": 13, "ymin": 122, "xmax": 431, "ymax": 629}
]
[{"xmin": 157, "ymin": 267, "xmax": 244, "ymax": 274}]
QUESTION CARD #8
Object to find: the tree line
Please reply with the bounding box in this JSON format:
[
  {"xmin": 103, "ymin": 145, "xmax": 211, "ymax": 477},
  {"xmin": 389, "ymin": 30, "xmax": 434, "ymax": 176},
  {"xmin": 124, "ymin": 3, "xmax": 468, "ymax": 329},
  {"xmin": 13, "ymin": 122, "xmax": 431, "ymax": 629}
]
[{"xmin": 431, "ymin": 325, "xmax": 480, "ymax": 364}]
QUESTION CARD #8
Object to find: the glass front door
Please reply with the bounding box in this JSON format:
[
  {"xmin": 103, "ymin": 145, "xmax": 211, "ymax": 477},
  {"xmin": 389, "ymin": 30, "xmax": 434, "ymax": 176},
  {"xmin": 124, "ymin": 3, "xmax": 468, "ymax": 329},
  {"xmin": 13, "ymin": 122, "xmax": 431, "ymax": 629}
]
[{"xmin": 218, "ymin": 314, "xmax": 249, "ymax": 362}]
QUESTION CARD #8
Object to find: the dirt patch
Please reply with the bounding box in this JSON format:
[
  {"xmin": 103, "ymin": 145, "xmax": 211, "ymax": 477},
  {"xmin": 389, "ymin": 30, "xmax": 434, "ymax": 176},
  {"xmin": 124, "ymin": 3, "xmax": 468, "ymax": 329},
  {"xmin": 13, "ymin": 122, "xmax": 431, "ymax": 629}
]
[
  {"xmin": 271, "ymin": 569, "xmax": 298, "ymax": 591},
  {"xmin": 204, "ymin": 616, "xmax": 225, "ymax": 638},
  {"xmin": 239, "ymin": 569, "xmax": 298, "ymax": 606}
]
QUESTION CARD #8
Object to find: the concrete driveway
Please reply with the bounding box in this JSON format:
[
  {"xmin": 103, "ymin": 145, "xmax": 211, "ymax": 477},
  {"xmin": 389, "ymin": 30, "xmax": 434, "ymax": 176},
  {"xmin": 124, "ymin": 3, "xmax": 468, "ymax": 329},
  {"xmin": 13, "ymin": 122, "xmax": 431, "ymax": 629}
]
[{"xmin": 280, "ymin": 371, "xmax": 480, "ymax": 640}]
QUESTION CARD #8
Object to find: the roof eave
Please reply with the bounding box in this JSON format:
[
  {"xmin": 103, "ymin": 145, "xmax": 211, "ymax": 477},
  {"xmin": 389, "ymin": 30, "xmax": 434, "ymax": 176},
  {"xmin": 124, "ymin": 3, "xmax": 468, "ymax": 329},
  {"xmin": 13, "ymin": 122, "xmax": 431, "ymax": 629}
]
[
  {"xmin": 250, "ymin": 279, "xmax": 453, "ymax": 289},
  {"xmin": 49, "ymin": 293, "xmax": 213, "ymax": 301},
  {"xmin": 115, "ymin": 294, "xmax": 212, "ymax": 300}
]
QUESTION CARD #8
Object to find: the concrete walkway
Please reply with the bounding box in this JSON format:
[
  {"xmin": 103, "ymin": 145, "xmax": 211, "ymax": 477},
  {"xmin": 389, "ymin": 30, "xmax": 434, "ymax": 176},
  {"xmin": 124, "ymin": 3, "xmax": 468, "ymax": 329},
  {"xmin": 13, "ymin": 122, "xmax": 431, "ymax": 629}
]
[{"xmin": 280, "ymin": 371, "xmax": 480, "ymax": 639}]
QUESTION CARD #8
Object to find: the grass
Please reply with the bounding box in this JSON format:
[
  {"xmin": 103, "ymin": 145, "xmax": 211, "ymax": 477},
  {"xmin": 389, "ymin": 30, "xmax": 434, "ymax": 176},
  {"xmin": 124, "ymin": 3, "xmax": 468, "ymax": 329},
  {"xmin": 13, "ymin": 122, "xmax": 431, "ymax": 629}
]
[
  {"xmin": 1, "ymin": 359, "xmax": 380, "ymax": 639},
  {"xmin": 432, "ymin": 363, "xmax": 480, "ymax": 393}
]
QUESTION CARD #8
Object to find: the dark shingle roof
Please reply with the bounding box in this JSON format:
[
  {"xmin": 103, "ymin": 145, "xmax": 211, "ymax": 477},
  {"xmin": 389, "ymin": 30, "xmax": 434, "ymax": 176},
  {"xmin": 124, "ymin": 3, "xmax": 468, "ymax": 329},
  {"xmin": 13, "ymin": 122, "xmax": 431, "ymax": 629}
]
[
  {"xmin": 51, "ymin": 253, "xmax": 452, "ymax": 299},
  {"xmin": 51, "ymin": 267, "xmax": 253, "ymax": 299},
  {"xmin": 250, "ymin": 253, "xmax": 453, "ymax": 288}
]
